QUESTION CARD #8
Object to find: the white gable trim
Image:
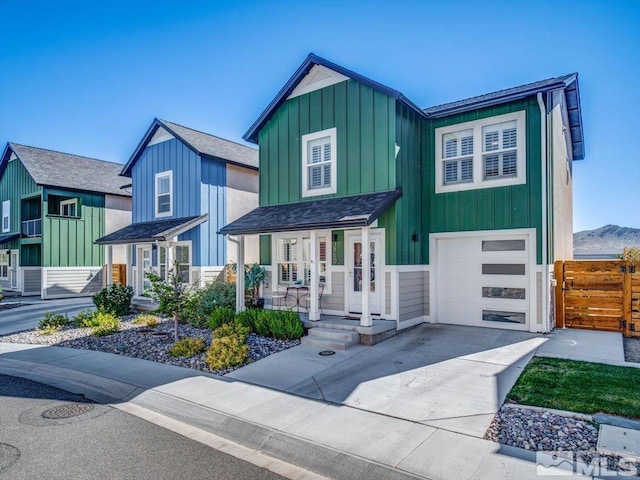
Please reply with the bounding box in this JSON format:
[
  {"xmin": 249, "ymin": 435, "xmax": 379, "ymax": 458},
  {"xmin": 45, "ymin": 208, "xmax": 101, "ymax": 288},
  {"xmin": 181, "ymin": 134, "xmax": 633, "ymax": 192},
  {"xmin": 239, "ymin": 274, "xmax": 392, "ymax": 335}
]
[
  {"xmin": 148, "ymin": 126, "xmax": 175, "ymax": 147},
  {"xmin": 288, "ymin": 64, "xmax": 350, "ymax": 99}
]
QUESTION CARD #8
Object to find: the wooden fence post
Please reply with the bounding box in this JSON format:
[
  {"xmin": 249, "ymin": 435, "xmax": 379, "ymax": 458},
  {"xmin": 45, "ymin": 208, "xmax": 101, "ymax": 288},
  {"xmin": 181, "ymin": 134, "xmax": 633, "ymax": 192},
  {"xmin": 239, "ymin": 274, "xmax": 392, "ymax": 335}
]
[
  {"xmin": 554, "ymin": 260, "xmax": 565, "ymax": 328},
  {"xmin": 623, "ymin": 260, "xmax": 632, "ymax": 338}
]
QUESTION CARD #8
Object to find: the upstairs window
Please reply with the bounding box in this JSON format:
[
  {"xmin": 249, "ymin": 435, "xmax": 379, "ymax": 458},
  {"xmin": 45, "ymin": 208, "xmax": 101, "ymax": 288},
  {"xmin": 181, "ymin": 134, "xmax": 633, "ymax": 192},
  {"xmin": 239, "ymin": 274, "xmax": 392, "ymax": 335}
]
[
  {"xmin": 60, "ymin": 199, "xmax": 78, "ymax": 217},
  {"xmin": 435, "ymin": 111, "xmax": 526, "ymax": 193},
  {"xmin": 155, "ymin": 170, "xmax": 173, "ymax": 217},
  {"xmin": 302, "ymin": 128, "xmax": 337, "ymax": 197},
  {"xmin": 2, "ymin": 200, "xmax": 9, "ymax": 232}
]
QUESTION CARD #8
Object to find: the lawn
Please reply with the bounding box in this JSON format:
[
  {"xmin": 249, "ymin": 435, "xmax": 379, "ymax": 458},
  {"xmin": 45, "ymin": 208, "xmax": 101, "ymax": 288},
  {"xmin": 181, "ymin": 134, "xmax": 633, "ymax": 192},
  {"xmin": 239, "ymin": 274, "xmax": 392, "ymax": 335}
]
[{"xmin": 507, "ymin": 357, "xmax": 640, "ymax": 419}]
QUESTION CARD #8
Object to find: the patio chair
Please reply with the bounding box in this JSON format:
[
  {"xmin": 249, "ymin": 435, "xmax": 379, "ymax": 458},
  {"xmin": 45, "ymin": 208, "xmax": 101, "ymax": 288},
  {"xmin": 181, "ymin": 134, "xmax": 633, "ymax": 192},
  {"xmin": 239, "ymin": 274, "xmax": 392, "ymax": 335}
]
[
  {"xmin": 271, "ymin": 285, "xmax": 289, "ymax": 310},
  {"xmin": 302, "ymin": 283, "xmax": 324, "ymax": 314}
]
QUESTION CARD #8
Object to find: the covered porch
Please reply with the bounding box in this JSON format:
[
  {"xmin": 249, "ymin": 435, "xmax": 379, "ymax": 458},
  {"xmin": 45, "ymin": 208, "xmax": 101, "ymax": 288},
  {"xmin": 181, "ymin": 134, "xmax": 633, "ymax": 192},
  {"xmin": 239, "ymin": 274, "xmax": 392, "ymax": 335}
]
[
  {"xmin": 96, "ymin": 214, "xmax": 208, "ymax": 296},
  {"xmin": 220, "ymin": 190, "xmax": 402, "ymax": 335}
]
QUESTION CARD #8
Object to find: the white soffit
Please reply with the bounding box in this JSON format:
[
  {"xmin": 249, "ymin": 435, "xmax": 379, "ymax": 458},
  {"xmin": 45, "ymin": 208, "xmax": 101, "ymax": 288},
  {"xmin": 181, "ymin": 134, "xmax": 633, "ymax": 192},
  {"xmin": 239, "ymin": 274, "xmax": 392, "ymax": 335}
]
[
  {"xmin": 148, "ymin": 126, "xmax": 175, "ymax": 147},
  {"xmin": 288, "ymin": 64, "xmax": 350, "ymax": 99}
]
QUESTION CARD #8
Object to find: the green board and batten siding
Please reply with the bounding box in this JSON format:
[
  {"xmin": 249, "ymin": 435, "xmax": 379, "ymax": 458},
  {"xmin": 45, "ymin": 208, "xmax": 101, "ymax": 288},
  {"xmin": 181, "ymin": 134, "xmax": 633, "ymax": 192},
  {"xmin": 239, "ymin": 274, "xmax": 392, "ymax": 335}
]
[
  {"xmin": 0, "ymin": 157, "xmax": 41, "ymax": 250},
  {"xmin": 42, "ymin": 188, "xmax": 105, "ymax": 267},
  {"xmin": 426, "ymin": 98, "xmax": 544, "ymax": 263}
]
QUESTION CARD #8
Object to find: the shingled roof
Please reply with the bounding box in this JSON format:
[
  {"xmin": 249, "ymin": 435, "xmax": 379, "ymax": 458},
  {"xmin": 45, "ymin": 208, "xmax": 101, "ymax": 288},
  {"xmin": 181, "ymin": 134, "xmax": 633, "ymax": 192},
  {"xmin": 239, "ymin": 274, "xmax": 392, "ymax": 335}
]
[
  {"xmin": 1, "ymin": 143, "xmax": 130, "ymax": 196},
  {"xmin": 96, "ymin": 214, "xmax": 207, "ymax": 245},
  {"xmin": 220, "ymin": 189, "xmax": 402, "ymax": 235},
  {"xmin": 121, "ymin": 119, "xmax": 258, "ymax": 176}
]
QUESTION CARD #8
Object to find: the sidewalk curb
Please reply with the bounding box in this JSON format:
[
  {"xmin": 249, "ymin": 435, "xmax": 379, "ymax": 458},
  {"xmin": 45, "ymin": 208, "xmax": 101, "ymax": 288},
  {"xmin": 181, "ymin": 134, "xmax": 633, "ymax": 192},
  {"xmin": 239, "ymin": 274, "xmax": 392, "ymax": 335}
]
[{"xmin": 0, "ymin": 357, "xmax": 427, "ymax": 480}]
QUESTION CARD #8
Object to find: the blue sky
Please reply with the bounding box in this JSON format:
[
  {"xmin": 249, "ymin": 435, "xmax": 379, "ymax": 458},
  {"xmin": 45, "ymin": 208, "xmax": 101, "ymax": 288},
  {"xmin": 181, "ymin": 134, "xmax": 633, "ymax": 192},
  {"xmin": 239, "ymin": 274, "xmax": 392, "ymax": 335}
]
[{"xmin": 1, "ymin": 0, "xmax": 638, "ymax": 232}]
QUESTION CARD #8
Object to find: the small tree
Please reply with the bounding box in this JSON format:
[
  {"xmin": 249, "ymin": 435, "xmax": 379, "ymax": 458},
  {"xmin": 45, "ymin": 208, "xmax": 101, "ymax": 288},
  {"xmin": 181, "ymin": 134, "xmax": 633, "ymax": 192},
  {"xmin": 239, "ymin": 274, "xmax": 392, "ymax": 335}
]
[{"xmin": 146, "ymin": 264, "xmax": 191, "ymax": 342}]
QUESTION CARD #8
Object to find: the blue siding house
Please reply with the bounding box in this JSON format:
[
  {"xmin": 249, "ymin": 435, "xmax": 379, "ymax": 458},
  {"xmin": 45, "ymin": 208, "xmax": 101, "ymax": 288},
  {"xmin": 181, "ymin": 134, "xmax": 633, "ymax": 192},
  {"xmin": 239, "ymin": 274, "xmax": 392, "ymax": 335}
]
[{"xmin": 97, "ymin": 119, "xmax": 258, "ymax": 295}]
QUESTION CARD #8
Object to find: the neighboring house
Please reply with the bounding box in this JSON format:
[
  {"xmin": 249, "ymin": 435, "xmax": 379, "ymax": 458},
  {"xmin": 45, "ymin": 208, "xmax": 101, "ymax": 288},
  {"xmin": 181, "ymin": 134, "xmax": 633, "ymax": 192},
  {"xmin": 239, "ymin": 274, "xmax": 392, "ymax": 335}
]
[
  {"xmin": 0, "ymin": 143, "xmax": 132, "ymax": 298},
  {"xmin": 221, "ymin": 53, "xmax": 584, "ymax": 335},
  {"xmin": 96, "ymin": 119, "xmax": 259, "ymax": 297}
]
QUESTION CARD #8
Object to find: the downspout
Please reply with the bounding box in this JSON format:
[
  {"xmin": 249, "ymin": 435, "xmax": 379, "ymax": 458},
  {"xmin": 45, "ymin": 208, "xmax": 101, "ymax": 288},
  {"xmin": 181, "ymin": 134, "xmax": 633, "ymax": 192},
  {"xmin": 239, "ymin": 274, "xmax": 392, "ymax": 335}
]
[{"xmin": 537, "ymin": 92, "xmax": 549, "ymax": 333}]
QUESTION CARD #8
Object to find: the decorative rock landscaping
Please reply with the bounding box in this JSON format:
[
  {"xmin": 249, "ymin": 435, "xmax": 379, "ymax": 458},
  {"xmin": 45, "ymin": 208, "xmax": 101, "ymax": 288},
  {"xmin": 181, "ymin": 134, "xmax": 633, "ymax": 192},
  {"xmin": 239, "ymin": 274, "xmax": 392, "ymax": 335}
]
[{"xmin": 0, "ymin": 315, "xmax": 300, "ymax": 376}]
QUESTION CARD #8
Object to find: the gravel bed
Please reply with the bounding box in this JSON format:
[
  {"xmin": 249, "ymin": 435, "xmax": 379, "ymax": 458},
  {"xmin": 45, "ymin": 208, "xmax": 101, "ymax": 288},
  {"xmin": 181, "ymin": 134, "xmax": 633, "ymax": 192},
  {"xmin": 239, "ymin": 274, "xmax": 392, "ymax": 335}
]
[
  {"xmin": 0, "ymin": 315, "xmax": 300, "ymax": 376},
  {"xmin": 485, "ymin": 406, "xmax": 639, "ymax": 476}
]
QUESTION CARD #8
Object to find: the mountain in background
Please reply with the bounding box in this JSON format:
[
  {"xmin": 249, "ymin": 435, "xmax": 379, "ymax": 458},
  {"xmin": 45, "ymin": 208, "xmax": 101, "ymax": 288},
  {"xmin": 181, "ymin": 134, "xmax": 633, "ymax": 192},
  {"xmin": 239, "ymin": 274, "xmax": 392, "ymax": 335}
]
[{"xmin": 574, "ymin": 224, "xmax": 640, "ymax": 255}]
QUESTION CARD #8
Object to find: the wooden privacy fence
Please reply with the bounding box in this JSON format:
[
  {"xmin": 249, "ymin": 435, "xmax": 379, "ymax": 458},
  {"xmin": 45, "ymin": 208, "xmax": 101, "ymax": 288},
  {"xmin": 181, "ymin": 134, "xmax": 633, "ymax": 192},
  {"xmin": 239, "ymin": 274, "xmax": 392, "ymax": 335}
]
[
  {"xmin": 111, "ymin": 264, "xmax": 127, "ymax": 286},
  {"xmin": 554, "ymin": 260, "xmax": 640, "ymax": 337}
]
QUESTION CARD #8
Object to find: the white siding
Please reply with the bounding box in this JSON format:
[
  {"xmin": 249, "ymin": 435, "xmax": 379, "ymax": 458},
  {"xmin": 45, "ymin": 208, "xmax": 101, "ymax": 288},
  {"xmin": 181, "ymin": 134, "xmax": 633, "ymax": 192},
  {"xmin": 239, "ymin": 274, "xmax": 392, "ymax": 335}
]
[
  {"xmin": 43, "ymin": 267, "xmax": 104, "ymax": 299},
  {"xmin": 105, "ymin": 194, "xmax": 132, "ymax": 264},
  {"xmin": 399, "ymin": 271, "xmax": 427, "ymax": 322},
  {"xmin": 226, "ymin": 165, "xmax": 259, "ymax": 264}
]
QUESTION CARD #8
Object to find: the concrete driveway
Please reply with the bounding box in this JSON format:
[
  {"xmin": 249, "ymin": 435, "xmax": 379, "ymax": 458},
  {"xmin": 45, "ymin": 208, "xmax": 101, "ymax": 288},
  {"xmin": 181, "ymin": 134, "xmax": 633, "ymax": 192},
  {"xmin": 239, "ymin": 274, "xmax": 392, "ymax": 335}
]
[
  {"xmin": 0, "ymin": 298, "xmax": 94, "ymax": 335},
  {"xmin": 228, "ymin": 324, "xmax": 548, "ymax": 437}
]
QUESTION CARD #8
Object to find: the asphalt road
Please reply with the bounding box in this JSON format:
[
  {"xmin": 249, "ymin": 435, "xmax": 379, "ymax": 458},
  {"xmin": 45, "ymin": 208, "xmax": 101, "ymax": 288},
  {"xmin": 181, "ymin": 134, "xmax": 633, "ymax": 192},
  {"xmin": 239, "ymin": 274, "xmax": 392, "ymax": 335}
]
[{"xmin": 0, "ymin": 374, "xmax": 284, "ymax": 480}]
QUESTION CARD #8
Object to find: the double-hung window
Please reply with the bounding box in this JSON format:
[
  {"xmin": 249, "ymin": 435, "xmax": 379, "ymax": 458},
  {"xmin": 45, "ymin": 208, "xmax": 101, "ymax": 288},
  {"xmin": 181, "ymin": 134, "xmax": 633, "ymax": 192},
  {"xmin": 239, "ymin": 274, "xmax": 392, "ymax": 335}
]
[
  {"xmin": 155, "ymin": 170, "xmax": 173, "ymax": 217},
  {"xmin": 302, "ymin": 128, "xmax": 337, "ymax": 197},
  {"xmin": 442, "ymin": 129, "xmax": 474, "ymax": 185},
  {"xmin": 435, "ymin": 111, "xmax": 526, "ymax": 193},
  {"xmin": 2, "ymin": 200, "xmax": 9, "ymax": 232},
  {"xmin": 175, "ymin": 244, "xmax": 190, "ymax": 283},
  {"xmin": 276, "ymin": 234, "xmax": 330, "ymax": 290},
  {"xmin": 483, "ymin": 120, "xmax": 518, "ymax": 180}
]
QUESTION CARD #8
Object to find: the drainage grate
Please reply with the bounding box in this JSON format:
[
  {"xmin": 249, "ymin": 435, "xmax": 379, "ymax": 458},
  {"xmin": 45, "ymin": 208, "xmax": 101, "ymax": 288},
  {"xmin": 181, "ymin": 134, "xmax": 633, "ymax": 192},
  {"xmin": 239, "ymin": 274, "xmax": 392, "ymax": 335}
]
[
  {"xmin": 41, "ymin": 403, "xmax": 94, "ymax": 419},
  {"xmin": 319, "ymin": 350, "xmax": 335, "ymax": 356}
]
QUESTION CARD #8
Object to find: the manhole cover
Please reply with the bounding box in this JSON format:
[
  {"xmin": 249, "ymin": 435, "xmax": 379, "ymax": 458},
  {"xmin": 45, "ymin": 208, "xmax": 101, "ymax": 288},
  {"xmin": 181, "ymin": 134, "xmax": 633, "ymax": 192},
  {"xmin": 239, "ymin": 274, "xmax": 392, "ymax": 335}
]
[
  {"xmin": 319, "ymin": 350, "xmax": 335, "ymax": 356},
  {"xmin": 42, "ymin": 403, "xmax": 94, "ymax": 419},
  {"xmin": 0, "ymin": 444, "xmax": 20, "ymax": 473}
]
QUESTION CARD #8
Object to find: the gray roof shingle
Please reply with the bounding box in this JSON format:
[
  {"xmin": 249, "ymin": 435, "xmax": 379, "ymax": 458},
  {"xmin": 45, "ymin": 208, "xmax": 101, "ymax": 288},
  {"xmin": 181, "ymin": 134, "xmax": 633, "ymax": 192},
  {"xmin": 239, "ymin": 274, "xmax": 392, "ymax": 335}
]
[
  {"xmin": 423, "ymin": 74, "xmax": 576, "ymax": 116},
  {"xmin": 5, "ymin": 143, "xmax": 130, "ymax": 196},
  {"xmin": 96, "ymin": 215, "xmax": 207, "ymax": 245},
  {"xmin": 158, "ymin": 120, "xmax": 258, "ymax": 170},
  {"xmin": 220, "ymin": 189, "xmax": 402, "ymax": 235}
]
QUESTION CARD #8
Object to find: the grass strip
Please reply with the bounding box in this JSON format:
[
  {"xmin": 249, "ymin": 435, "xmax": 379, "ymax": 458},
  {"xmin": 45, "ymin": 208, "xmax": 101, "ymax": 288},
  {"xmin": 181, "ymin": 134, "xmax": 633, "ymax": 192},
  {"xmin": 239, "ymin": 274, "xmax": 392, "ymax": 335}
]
[{"xmin": 507, "ymin": 357, "xmax": 640, "ymax": 419}]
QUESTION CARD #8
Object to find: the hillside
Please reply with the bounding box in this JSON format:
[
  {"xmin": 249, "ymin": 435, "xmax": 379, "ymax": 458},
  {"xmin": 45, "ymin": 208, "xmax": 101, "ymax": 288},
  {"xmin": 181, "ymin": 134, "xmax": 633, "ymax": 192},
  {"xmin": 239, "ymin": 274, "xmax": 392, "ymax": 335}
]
[{"xmin": 574, "ymin": 224, "xmax": 640, "ymax": 254}]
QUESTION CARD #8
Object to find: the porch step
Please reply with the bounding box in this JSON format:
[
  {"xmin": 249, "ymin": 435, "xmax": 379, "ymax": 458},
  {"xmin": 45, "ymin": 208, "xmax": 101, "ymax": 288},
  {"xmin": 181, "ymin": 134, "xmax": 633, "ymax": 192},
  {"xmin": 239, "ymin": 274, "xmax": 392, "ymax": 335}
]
[
  {"xmin": 131, "ymin": 299, "xmax": 158, "ymax": 313},
  {"xmin": 301, "ymin": 327, "xmax": 360, "ymax": 351}
]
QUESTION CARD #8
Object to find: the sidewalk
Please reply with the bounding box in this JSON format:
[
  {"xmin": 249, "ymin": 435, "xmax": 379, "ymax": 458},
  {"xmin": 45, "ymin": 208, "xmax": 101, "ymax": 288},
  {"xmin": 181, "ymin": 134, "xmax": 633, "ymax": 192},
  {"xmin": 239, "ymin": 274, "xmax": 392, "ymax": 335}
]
[{"xmin": 0, "ymin": 341, "xmax": 556, "ymax": 480}]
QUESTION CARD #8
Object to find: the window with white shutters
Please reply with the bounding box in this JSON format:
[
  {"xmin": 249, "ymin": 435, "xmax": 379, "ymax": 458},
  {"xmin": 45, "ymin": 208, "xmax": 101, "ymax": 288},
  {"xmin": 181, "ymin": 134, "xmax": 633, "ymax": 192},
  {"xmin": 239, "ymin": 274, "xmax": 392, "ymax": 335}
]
[
  {"xmin": 435, "ymin": 111, "xmax": 526, "ymax": 193},
  {"xmin": 302, "ymin": 128, "xmax": 337, "ymax": 197},
  {"xmin": 483, "ymin": 120, "xmax": 518, "ymax": 180}
]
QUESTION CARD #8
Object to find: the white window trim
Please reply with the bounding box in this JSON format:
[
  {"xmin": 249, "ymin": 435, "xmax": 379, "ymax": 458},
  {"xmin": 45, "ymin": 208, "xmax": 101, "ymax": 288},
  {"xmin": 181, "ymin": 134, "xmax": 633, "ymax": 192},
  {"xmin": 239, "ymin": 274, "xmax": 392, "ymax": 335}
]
[
  {"xmin": 154, "ymin": 170, "xmax": 173, "ymax": 218},
  {"xmin": 172, "ymin": 241, "xmax": 192, "ymax": 285},
  {"xmin": 2, "ymin": 200, "xmax": 9, "ymax": 232},
  {"xmin": 272, "ymin": 231, "xmax": 332, "ymax": 294},
  {"xmin": 301, "ymin": 127, "xmax": 337, "ymax": 198},
  {"xmin": 435, "ymin": 111, "xmax": 526, "ymax": 194},
  {"xmin": 59, "ymin": 198, "xmax": 78, "ymax": 217}
]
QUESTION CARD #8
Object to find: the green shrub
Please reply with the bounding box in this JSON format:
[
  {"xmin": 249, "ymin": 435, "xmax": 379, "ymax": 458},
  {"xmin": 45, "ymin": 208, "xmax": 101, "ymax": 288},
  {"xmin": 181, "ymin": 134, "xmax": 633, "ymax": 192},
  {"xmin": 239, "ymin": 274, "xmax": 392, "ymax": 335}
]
[
  {"xmin": 37, "ymin": 311, "xmax": 69, "ymax": 335},
  {"xmin": 181, "ymin": 282, "xmax": 236, "ymax": 327},
  {"xmin": 205, "ymin": 323, "xmax": 250, "ymax": 370},
  {"xmin": 267, "ymin": 310, "xmax": 304, "ymax": 340},
  {"xmin": 234, "ymin": 309, "xmax": 258, "ymax": 332},
  {"xmin": 92, "ymin": 283, "xmax": 133, "ymax": 316},
  {"xmin": 253, "ymin": 311, "xmax": 271, "ymax": 337},
  {"xmin": 168, "ymin": 337, "xmax": 207, "ymax": 357},
  {"xmin": 208, "ymin": 307, "xmax": 236, "ymax": 330},
  {"xmin": 91, "ymin": 311, "xmax": 121, "ymax": 337},
  {"xmin": 133, "ymin": 313, "xmax": 159, "ymax": 327},
  {"xmin": 73, "ymin": 309, "xmax": 100, "ymax": 328}
]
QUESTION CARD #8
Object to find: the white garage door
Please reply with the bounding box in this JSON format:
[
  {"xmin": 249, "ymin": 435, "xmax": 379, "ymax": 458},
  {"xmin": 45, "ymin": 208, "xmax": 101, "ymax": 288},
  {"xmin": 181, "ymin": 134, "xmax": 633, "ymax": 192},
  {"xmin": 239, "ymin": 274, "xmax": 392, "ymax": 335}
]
[{"xmin": 436, "ymin": 234, "xmax": 531, "ymax": 330}]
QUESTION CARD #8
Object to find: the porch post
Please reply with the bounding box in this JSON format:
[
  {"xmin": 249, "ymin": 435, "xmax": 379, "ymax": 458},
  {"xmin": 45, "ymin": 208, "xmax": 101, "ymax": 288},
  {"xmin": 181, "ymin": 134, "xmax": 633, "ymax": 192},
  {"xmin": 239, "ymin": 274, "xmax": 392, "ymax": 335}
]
[
  {"xmin": 105, "ymin": 245, "xmax": 113, "ymax": 287},
  {"xmin": 361, "ymin": 226, "xmax": 372, "ymax": 327},
  {"xmin": 125, "ymin": 244, "xmax": 132, "ymax": 287},
  {"xmin": 309, "ymin": 230, "xmax": 320, "ymax": 321},
  {"xmin": 166, "ymin": 242, "xmax": 174, "ymax": 282},
  {"xmin": 236, "ymin": 235, "xmax": 246, "ymax": 313}
]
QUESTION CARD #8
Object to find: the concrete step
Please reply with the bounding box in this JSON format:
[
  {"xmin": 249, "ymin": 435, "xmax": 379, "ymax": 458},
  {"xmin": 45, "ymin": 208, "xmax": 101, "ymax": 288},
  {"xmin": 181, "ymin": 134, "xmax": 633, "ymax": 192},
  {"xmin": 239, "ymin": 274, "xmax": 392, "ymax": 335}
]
[
  {"xmin": 131, "ymin": 299, "xmax": 158, "ymax": 312},
  {"xmin": 301, "ymin": 327, "xmax": 359, "ymax": 350}
]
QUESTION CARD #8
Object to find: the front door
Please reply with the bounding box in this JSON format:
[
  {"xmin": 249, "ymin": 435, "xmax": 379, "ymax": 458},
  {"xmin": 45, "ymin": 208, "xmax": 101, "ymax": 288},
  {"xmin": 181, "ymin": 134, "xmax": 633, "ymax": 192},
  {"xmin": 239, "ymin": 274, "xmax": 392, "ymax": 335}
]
[
  {"xmin": 348, "ymin": 235, "xmax": 381, "ymax": 315},
  {"xmin": 137, "ymin": 246, "xmax": 152, "ymax": 295},
  {"xmin": 9, "ymin": 251, "xmax": 18, "ymax": 289}
]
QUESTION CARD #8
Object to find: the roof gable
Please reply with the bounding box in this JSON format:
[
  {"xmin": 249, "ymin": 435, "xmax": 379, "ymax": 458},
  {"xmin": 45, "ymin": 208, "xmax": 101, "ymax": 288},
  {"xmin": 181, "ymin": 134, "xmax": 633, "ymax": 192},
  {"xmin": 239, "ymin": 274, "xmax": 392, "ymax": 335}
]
[
  {"xmin": 243, "ymin": 53, "xmax": 427, "ymax": 144},
  {"xmin": 1, "ymin": 143, "xmax": 130, "ymax": 196},
  {"xmin": 121, "ymin": 118, "xmax": 258, "ymax": 177}
]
